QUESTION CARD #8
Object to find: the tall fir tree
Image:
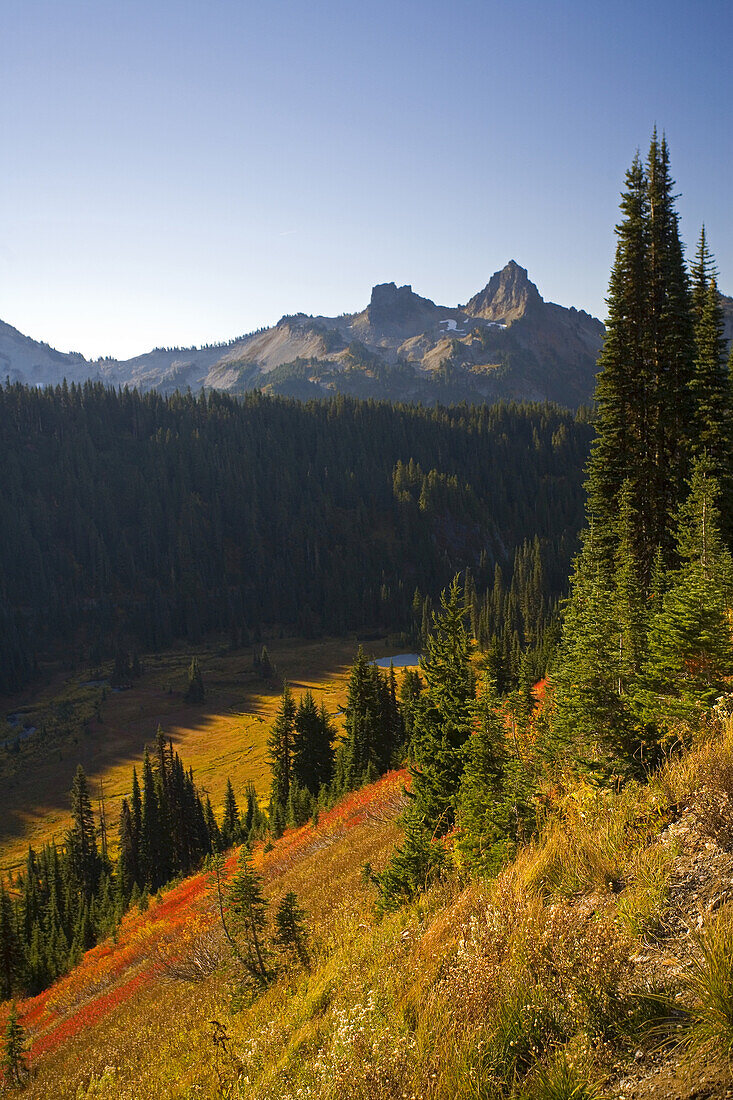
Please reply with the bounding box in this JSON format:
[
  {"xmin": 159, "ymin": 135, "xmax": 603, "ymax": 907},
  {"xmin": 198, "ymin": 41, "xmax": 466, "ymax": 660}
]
[
  {"xmin": 646, "ymin": 130, "xmax": 695, "ymax": 554},
  {"xmin": 66, "ymin": 766, "xmax": 101, "ymax": 902},
  {"xmin": 587, "ymin": 152, "xmax": 652, "ymax": 575},
  {"xmin": 587, "ymin": 133, "xmax": 695, "ymax": 584},
  {"xmin": 409, "ymin": 578, "xmax": 476, "ymax": 834},
  {"xmin": 221, "ymin": 778, "xmax": 241, "ymax": 847},
  {"xmin": 689, "ymin": 228, "xmax": 731, "ymax": 522},
  {"xmin": 267, "ymin": 682, "xmax": 296, "ymax": 816},
  {"xmin": 0, "ymin": 886, "xmax": 22, "ymax": 999},
  {"xmin": 292, "ymin": 691, "xmax": 334, "ymax": 795}
]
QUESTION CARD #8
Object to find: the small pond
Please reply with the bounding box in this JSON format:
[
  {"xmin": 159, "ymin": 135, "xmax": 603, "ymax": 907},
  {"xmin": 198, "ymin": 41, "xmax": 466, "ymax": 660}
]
[{"xmin": 371, "ymin": 654, "xmax": 421, "ymax": 668}]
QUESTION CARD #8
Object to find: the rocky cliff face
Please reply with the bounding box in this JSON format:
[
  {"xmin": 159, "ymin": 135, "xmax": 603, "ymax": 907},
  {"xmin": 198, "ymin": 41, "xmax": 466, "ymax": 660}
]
[
  {"xmin": 464, "ymin": 260, "xmax": 543, "ymax": 322},
  {"xmin": 362, "ymin": 283, "xmax": 439, "ymax": 332}
]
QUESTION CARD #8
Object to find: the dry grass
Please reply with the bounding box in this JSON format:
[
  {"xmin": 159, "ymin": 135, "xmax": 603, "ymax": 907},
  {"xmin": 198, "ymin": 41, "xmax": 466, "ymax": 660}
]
[{"xmin": 672, "ymin": 903, "xmax": 733, "ymax": 1064}]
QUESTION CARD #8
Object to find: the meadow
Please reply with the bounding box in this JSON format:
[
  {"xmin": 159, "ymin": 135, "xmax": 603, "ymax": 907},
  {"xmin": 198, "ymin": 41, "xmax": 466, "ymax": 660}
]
[{"xmin": 0, "ymin": 634, "xmax": 406, "ymax": 877}]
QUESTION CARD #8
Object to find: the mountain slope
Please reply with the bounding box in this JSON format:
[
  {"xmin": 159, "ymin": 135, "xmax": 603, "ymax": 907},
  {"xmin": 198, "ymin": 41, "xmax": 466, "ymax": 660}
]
[
  {"xmin": 1, "ymin": 263, "xmax": 607, "ymax": 407},
  {"xmin": 7, "ymin": 716, "xmax": 733, "ymax": 1099}
]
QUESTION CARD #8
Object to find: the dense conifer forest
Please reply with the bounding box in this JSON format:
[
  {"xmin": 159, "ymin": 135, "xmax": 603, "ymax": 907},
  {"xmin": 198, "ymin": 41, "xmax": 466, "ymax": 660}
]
[{"xmin": 0, "ymin": 388, "xmax": 592, "ymax": 693}]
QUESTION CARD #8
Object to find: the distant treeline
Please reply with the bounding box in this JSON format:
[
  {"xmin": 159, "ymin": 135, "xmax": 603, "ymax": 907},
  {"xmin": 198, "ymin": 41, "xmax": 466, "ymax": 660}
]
[{"xmin": 0, "ymin": 384, "xmax": 593, "ymax": 692}]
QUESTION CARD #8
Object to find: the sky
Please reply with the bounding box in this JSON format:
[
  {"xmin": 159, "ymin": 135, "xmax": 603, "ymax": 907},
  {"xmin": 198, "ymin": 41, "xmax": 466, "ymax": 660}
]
[{"xmin": 2, "ymin": 0, "xmax": 732, "ymax": 361}]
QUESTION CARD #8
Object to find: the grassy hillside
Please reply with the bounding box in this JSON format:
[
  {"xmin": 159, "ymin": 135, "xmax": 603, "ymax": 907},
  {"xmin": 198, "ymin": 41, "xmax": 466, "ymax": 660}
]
[
  {"xmin": 1, "ymin": 635, "xmax": 406, "ymax": 877},
  {"xmin": 4, "ymin": 713, "xmax": 733, "ymax": 1098}
]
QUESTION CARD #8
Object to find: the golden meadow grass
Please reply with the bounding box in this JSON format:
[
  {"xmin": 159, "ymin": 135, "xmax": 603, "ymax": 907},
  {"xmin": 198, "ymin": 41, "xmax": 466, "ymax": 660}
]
[{"xmin": 0, "ymin": 634, "xmax": 404, "ymax": 877}]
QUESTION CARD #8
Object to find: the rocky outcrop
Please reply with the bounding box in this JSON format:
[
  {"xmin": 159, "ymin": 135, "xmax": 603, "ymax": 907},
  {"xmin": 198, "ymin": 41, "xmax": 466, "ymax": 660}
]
[{"xmin": 464, "ymin": 261, "xmax": 543, "ymax": 323}]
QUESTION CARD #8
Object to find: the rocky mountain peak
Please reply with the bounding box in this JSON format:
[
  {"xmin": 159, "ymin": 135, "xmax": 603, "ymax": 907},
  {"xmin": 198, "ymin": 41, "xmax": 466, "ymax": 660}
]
[
  {"xmin": 465, "ymin": 261, "xmax": 543, "ymax": 323},
  {"xmin": 366, "ymin": 282, "xmax": 437, "ymax": 328}
]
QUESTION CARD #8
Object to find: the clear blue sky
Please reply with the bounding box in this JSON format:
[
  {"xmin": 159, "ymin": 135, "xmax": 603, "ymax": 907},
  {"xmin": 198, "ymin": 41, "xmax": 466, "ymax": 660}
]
[{"xmin": 2, "ymin": 0, "xmax": 731, "ymax": 360}]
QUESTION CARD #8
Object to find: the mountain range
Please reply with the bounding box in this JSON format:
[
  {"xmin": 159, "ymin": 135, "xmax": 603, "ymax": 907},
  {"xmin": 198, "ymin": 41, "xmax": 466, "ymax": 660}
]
[{"xmin": 2, "ymin": 261, "xmax": 731, "ymax": 407}]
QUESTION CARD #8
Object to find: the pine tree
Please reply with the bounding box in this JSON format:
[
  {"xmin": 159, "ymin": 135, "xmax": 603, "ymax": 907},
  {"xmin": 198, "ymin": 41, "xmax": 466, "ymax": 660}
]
[
  {"xmin": 184, "ymin": 657, "xmax": 205, "ymax": 703},
  {"xmin": 689, "ymin": 228, "xmax": 731, "ymax": 515},
  {"xmin": 67, "ymin": 765, "xmax": 100, "ymax": 901},
  {"xmin": 409, "ymin": 578, "xmax": 476, "ymax": 834},
  {"xmin": 221, "ymin": 779, "xmax": 241, "ymax": 847},
  {"xmin": 292, "ymin": 691, "xmax": 334, "ymax": 794},
  {"xmin": 0, "ymin": 885, "xmax": 22, "ymax": 999},
  {"xmin": 218, "ymin": 850, "xmax": 270, "ymax": 985},
  {"xmin": 267, "ymin": 682, "xmax": 296, "ymax": 815},
  {"xmin": 2, "ymin": 1003, "xmax": 28, "ymax": 1086},
  {"xmin": 637, "ymin": 461, "xmax": 733, "ymax": 733},
  {"xmin": 273, "ymin": 891, "xmax": 310, "ymax": 970}
]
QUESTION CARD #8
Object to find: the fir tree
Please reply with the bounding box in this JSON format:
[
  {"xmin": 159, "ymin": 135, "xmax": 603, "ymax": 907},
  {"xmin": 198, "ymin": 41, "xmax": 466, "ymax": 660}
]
[
  {"xmin": 116, "ymin": 799, "xmax": 137, "ymax": 904},
  {"xmin": 586, "ymin": 133, "xmax": 695, "ymax": 583},
  {"xmin": 67, "ymin": 765, "xmax": 100, "ymax": 901},
  {"xmin": 457, "ymin": 674, "xmax": 536, "ymax": 877},
  {"xmin": 204, "ymin": 796, "xmax": 222, "ymax": 852},
  {"xmin": 550, "ymin": 529, "xmax": 640, "ymax": 779},
  {"xmin": 130, "ymin": 767, "xmax": 142, "ymax": 863},
  {"xmin": 221, "ymin": 778, "xmax": 241, "ymax": 847},
  {"xmin": 646, "ymin": 131, "xmax": 695, "ymax": 550},
  {"xmin": 586, "ymin": 152, "xmax": 652, "ymax": 575},
  {"xmin": 2, "ymin": 1003, "xmax": 28, "ymax": 1086},
  {"xmin": 292, "ymin": 691, "xmax": 334, "ymax": 794},
  {"xmin": 273, "ymin": 891, "xmax": 310, "ymax": 970},
  {"xmin": 220, "ymin": 850, "xmax": 270, "ymax": 985},
  {"xmin": 375, "ymin": 808, "xmax": 445, "ymax": 912},
  {"xmin": 339, "ymin": 648, "xmax": 383, "ymax": 788},
  {"xmin": 689, "ymin": 228, "xmax": 731, "ymax": 516},
  {"xmin": 409, "ymin": 578, "xmax": 476, "ymax": 834},
  {"xmin": 637, "ymin": 461, "xmax": 733, "ymax": 733},
  {"xmin": 267, "ymin": 682, "xmax": 296, "ymax": 816},
  {"xmin": 184, "ymin": 657, "xmax": 205, "ymax": 703},
  {"xmin": 0, "ymin": 885, "xmax": 22, "ymax": 999},
  {"xmin": 242, "ymin": 780, "xmax": 259, "ymax": 838},
  {"xmin": 140, "ymin": 747, "xmax": 163, "ymax": 889}
]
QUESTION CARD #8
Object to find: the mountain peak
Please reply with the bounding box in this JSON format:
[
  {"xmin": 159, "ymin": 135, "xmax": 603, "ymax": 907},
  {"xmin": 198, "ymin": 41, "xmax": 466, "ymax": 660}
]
[
  {"xmin": 465, "ymin": 261, "xmax": 543, "ymax": 323},
  {"xmin": 365, "ymin": 282, "xmax": 437, "ymax": 328}
]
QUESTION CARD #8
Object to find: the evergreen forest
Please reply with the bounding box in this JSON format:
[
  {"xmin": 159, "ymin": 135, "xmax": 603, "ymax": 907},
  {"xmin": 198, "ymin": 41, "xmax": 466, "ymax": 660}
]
[{"xmin": 0, "ymin": 389, "xmax": 592, "ymax": 693}]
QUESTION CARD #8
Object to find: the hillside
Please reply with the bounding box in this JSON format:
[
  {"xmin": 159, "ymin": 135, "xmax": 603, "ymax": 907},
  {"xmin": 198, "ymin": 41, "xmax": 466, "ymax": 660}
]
[
  {"xmin": 4, "ymin": 715, "xmax": 733, "ymax": 1099},
  {"xmin": 0, "ymin": 263, "xmax": 606, "ymax": 406}
]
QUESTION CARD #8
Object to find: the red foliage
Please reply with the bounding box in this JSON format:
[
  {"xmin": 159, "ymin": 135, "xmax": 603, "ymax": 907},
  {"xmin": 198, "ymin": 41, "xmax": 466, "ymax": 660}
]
[{"xmin": 31, "ymin": 972, "xmax": 151, "ymax": 1059}]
